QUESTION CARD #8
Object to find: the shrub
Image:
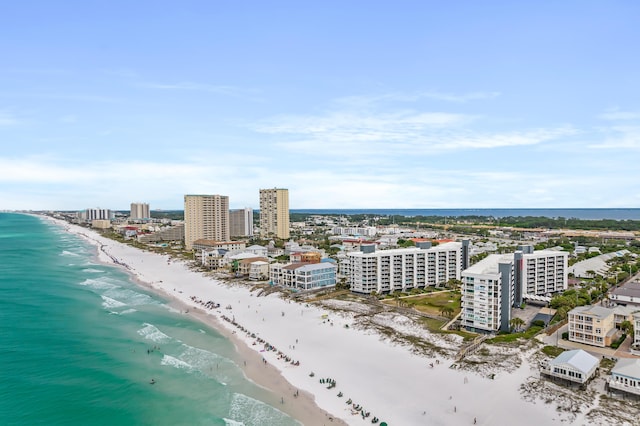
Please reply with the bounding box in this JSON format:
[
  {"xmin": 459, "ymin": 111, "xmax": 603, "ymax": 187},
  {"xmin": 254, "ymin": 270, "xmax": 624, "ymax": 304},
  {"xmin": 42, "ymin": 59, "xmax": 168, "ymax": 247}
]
[
  {"xmin": 562, "ymin": 331, "xmax": 569, "ymax": 340},
  {"xmin": 611, "ymin": 334, "xmax": 627, "ymax": 349},
  {"xmin": 532, "ymin": 319, "xmax": 546, "ymax": 328}
]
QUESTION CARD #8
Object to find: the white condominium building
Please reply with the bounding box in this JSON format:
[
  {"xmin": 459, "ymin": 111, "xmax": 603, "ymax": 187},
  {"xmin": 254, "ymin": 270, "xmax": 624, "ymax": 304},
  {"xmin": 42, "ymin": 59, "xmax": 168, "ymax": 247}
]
[
  {"xmin": 80, "ymin": 208, "xmax": 113, "ymax": 222},
  {"xmin": 514, "ymin": 247, "xmax": 569, "ymax": 305},
  {"xmin": 184, "ymin": 194, "xmax": 229, "ymax": 250},
  {"xmin": 461, "ymin": 254, "xmax": 514, "ymax": 333},
  {"xmin": 259, "ymin": 188, "xmax": 290, "ymax": 239},
  {"xmin": 346, "ymin": 241, "xmax": 469, "ymax": 294},
  {"xmin": 130, "ymin": 202, "xmax": 150, "ymax": 219},
  {"xmin": 230, "ymin": 207, "xmax": 254, "ymax": 237},
  {"xmin": 460, "ymin": 246, "xmax": 568, "ymax": 333}
]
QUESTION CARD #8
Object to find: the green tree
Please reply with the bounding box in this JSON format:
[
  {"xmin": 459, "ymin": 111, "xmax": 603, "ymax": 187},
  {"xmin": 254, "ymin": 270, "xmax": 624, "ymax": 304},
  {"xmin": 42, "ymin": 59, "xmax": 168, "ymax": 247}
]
[
  {"xmin": 620, "ymin": 320, "xmax": 634, "ymax": 336},
  {"xmin": 446, "ymin": 278, "xmax": 462, "ymax": 291},
  {"xmin": 440, "ymin": 306, "xmax": 454, "ymax": 318},
  {"xmin": 510, "ymin": 317, "xmax": 525, "ymax": 332}
]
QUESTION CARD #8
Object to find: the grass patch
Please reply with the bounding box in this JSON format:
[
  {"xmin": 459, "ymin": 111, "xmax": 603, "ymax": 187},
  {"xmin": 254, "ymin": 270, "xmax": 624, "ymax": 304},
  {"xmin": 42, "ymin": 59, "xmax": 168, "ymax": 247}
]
[
  {"xmin": 420, "ymin": 317, "xmax": 447, "ymax": 332},
  {"xmin": 486, "ymin": 325, "xmax": 543, "ymax": 344},
  {"xmin": 600, "ymin": 357, "xmax": 616, "ymax": 373},
  {"xmin": 383, "ymin": 290, "xmax": 461, "ymax": 317},
  {"xmin": 541, "ymin": 346, "xmax": 565, "ymax": 357},
  {"xmin": 418, "ymin": 317, "xmax": 476, "ymax": 341}
]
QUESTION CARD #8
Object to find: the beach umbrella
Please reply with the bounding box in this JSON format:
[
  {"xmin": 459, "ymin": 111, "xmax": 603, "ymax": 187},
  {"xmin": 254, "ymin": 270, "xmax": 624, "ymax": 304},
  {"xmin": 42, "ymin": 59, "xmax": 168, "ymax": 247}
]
[{"xmin": 380, "ymin": 422, "xmax": 387, "ymax": 426}]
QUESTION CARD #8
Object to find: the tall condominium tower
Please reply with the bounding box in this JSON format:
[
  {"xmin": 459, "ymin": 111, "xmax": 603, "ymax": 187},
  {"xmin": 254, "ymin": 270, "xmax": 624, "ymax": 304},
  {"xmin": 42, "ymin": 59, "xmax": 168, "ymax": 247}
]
[
  {"xmin": 130, "ymin": 202, "xmax": 150, "ymax": 219},
  {"xmin": 460, "ymin": 246, "xmax": 568, "ymax": 333},
  {"xmin": 259, "ymin": 188, "xmax": 290, "ymax": 239},
  {"xmin": 229, "ymin": 207, "xmax": 254, "ymax": 237},
  {"xmin": 80, "ymin": 208, "xmax": 113, "ymax": 222},
  {"xmin": 184, "ymin": 194, "xmax": 229, "ymax": 250}
]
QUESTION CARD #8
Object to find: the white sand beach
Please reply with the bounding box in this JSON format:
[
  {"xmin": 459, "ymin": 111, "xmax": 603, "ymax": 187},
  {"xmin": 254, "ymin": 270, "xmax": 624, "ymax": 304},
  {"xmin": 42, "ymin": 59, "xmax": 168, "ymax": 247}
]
[{"xmin": 51, "ymin": 218, "xmax": 601, "ymax": 426}]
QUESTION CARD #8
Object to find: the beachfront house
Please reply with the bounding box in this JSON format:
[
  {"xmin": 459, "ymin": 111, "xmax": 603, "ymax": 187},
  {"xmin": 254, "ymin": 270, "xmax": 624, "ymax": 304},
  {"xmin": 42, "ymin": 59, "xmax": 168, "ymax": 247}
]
[
  {"xmin": 568, "ymin": 305, "xmax": 638, "ymax": 348},
  {"xmin": 608, "ymin": 358, "xmax": 640, "ymax": 397},
  {"xmin": 236, "ymin": 257, "xmax": 269, "ymax": 276},
  {"xmin": 270, "ymin": 262, "xmax": 337, "ymax": 291},
  {"xmin": 540, "ymin": 349, "xmax": 599, "ymax": 385},
  {"xmin": 249, "ymin": 261, "xmax": 269, "ymax": 281}
]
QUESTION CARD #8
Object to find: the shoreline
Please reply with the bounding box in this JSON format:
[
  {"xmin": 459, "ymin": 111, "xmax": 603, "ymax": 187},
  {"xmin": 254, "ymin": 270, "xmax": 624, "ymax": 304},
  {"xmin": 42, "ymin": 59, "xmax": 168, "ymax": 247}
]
[
  {"xmin": 39, "ymin": 215, "xmax": 623, "ymax": 426},
  {"xmin": 52, "ymin": 217, "xmax": 346, "ymax": 426}
]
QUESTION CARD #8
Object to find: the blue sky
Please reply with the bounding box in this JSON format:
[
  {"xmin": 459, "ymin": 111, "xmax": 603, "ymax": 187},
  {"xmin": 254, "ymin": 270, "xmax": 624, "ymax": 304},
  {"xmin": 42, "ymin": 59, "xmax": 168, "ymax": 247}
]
[{"xmin": 1, "ymin": 1, "xmax": 639, "ymax": 210}]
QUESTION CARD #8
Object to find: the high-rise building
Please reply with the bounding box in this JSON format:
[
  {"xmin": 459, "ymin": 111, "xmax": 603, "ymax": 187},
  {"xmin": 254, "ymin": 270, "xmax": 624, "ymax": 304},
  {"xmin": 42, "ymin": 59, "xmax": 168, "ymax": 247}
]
[
  {"xmin": 184, "ymin": 194, "xmax": 229, "ymax": 250},
  {"xmin": 79, "ymin": 208, "xmax": 113, "ymax": 222},
  {"xmin": 230, "ymin": 207, "xmax": 254, "ymax": 237},
  {"xmin": 259, "ymin": 188, "xmax": 290, "ymax": 239},
  {"xmin": 130, "ymin": 202, "xmax": 150, "ymax": 219},
  {"xmin": 461, "ymin": 246, "xmax": 568, "ymax": 333}
]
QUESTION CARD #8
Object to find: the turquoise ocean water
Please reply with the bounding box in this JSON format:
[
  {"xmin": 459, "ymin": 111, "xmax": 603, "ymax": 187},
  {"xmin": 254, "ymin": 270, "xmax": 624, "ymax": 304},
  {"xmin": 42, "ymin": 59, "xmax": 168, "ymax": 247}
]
[{"xmin": 0, "ymin": 213, "xmax": 299, "ymax": 426}]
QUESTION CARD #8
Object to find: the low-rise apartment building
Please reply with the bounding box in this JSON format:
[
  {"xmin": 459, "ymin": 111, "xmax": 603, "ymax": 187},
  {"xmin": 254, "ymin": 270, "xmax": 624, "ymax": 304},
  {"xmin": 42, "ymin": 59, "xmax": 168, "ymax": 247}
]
[
  {"xmin": 270, "ymin": 262, "xmax": 337, "ymax": 290},
  {"xmin": 192, "ymin": 240, "xmax": 246, "ymax": 252}
]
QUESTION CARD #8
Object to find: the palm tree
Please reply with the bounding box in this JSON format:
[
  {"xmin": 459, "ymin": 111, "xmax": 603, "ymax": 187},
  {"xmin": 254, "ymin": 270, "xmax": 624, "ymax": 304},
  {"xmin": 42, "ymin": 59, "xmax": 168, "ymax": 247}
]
[
  {"xmin": 440, "ymin": 306, "xmax": 454, "ymax": 318},
  {"xmin": 510, "ymin": 317, "xmax": 525, "ymax": 332},
  {"xmin": 620, "ymin": 320, "xmax": 634, "ymax": 337}
]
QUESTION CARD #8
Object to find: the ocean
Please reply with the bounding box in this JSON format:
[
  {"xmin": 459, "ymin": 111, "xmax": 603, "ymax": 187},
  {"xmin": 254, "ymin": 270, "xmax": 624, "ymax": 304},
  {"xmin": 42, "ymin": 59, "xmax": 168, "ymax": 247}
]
[
  {"xmin": 0, "ymin": 213, "xmax": 299, "ymax": 426},
  {"xmin": 290, "ymin": 208, "xmax": 640, "ymax": 220}
]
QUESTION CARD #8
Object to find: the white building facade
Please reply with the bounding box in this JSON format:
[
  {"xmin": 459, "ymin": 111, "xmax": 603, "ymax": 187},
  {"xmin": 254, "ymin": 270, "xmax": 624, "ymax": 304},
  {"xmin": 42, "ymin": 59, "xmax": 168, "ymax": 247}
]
[
  {"xmin": 346, "ymin": 241, "xmax": 468, "ymax": 294},
  {"xmin": 608, "ymin": 358, "xmax": 640, "ymax": 396},
  {"xmin": 461, "ymin": 254, "xmax": 514, "ymax": 333},
  {"xmin": 270, "ymin": 262, "xmax": 337, "ymax": 290},
  {"xmin": 461, "ymin": 246, "xmax": 568, "ymax": 333}
]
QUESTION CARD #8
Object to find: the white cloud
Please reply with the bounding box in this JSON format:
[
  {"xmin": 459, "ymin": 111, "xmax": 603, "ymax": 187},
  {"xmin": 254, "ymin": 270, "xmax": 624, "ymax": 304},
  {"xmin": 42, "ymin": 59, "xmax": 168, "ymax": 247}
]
[
  {"xmin": 257, "ymin": 108, "xmax": 575, "ymax": 160},
  {"xmin": 0, "ymin": 111, "xmax": 19, "ymax": 126},
  {"xmin": 598, "ymin": 110, "xmax": 640, "ymax": 121},
  {"xmin": 139, "ymin": 81, "xmax": 260, "ymax": 100},
  {"xmin": 588, "ymin": 125, "xmax": 640, "ymax": 149},
  {"xmin": 335, "ymin": 90, "xmax": 500, "ymax": 107}
]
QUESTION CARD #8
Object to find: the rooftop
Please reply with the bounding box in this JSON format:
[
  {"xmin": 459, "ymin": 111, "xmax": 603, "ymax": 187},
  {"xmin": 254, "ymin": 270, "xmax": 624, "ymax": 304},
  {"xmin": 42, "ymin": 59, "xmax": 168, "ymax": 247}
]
[
  {"xmin": 463, "ymin": 253, "xmax": 514, "ymax": 275},
  {"xmin": 550, "ymin": 349, "xmax": 599, "ymax": 373},
  {"xmin": 611, "ymin": 358, "xmax": 640, "ymax": 379},
  {"xmin": 611, "ymin": 281, "xmax": 640, "ymax": 300}
]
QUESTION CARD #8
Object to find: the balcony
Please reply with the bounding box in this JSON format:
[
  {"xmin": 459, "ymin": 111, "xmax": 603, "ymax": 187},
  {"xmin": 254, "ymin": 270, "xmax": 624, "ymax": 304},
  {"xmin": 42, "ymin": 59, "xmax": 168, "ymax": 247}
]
[{"xmin": 608, "ymin": 379, "xmax": 640, "ymax": 396}]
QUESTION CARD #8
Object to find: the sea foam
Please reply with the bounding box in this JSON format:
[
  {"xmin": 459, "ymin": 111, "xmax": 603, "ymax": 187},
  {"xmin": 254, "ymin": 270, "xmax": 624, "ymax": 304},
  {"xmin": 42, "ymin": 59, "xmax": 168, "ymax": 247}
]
[
  {"xmin": 228, "ymin": 393, "xmax": 299, "ymax": 425},
  {"xmin": 80, "ymin": 277, "xmax": 119, "ymax": 290},
  {"xmin": 161, "ymin": 354, "xmax": 193, "ymax": 370},
  {"xmin": 102, "ymin": 288, "xmax": 158, "ymax": 306},
  {"xmin": 137, "ymin": 323, "xmax": 172, "ymax": 343},
  {"xmin": 101, "ymin": 295, "xmax": 127, "ymax": 309}
]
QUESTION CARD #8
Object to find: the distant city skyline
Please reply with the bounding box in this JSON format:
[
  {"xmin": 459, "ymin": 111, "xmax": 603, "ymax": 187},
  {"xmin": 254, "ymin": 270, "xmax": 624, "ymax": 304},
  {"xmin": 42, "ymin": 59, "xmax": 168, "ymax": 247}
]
[{"xmin": 1, "ymin": 2, "xmax": 639, "ymax": 210}]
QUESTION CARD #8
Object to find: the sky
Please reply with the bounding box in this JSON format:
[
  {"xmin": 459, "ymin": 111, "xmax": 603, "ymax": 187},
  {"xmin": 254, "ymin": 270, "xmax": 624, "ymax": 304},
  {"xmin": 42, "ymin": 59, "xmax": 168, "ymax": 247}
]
[{"xmin": 1, "ymin": 1, "xmax": 639, "ymax": 211}]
